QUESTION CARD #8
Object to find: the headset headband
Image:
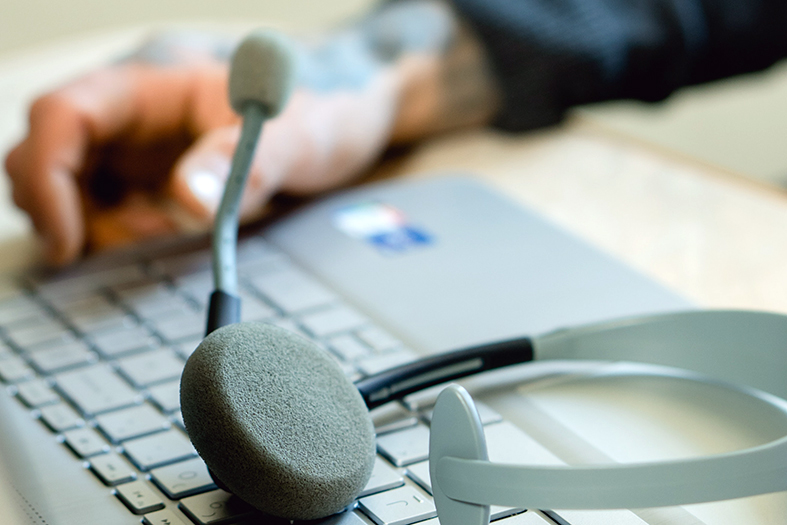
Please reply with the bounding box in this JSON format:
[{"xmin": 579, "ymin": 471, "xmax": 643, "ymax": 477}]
[{"xmin": 430, "ymin": 310, "xmax": 787, "ymax": 525}]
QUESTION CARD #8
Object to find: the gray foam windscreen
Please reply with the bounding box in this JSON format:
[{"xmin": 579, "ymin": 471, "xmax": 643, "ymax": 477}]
[
  {"xmin": 180, "ymin": 323, "xmax": 376, "ymax": 520},
  {"xmin": 228, "ymin": 29, "xmax": 296, "ymax": 116}
]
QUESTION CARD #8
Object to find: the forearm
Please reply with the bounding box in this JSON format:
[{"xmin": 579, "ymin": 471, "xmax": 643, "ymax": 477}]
[{"xmin": 124, "ymin": 2, "xmax": 500, "ymax": 145}]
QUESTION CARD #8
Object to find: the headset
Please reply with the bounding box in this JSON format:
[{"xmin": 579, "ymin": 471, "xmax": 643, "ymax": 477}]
[{"xmin": 179, "ymin": 29, "xmax": 787, "ymax": 524}]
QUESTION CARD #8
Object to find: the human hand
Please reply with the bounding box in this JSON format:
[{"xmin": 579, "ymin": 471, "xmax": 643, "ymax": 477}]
[{"xmin": 5, "ymin": 1, "xmax": 498, "ymax": 266}]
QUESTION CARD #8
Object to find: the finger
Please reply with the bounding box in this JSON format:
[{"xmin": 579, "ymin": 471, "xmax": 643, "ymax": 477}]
[
  {"xmin": 168, "ymin": 124, "xmax": 285, "ymax": 225},
  {"xmin": 5, "ymin": 98, "xmax": 89, "ymax": 265},
  {"xmin": 53, "ymin": 62, "xmax": 234, "ymax": 143},
  {"xmin": 6, "ymin": 62, "xmax": 235, "ymax": 266},
  {"xmin": 84, "ymin": 192, "xmax": 179, "ymax": 252}
]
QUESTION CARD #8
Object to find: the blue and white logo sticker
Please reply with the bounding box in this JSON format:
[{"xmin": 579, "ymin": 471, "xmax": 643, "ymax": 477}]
[{"xmin": 333, "ymin": 202, "xmax": 433, "ymax": 254}]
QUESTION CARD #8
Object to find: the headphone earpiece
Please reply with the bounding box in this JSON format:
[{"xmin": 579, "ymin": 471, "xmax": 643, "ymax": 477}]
[{"xmin": 180, "ymin": 322, "xmax": 376, "ymax": 521}]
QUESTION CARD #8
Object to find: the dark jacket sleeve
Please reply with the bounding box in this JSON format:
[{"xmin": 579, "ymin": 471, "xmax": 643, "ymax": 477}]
[{"xmin": 449, "ymin": 0, "xmax": 787, "ymax": 131}]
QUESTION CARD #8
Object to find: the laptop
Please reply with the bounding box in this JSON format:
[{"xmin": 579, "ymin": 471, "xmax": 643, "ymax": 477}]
[{"xmin": 2, "ymin": 174, "xmax": 769, "ymax": 525}]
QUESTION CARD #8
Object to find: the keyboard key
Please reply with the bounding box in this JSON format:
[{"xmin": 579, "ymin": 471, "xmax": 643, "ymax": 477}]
[
  {"xmin": 28, "ymin": 341, "xmax": 96, "ymax": 374},
  {"xmin": 150, "ymin": 457, "xmax": 217, "ymax": 499},
  {"xmin": 376, "ymin": 424, "xmax": 430, "ymax": 467},
  {"xmin": 56, "ymin": 292, "xmax": 110, "ymax": 316},
  {"xmin": 372, "ymin": 403, "xmax": 419, "ymax": 435},
  {"xmin": 144, "ymin": 509, "xmax": 190, "ymax": 525},
  {"xmin": 404, "ymin": 461, "xmax": 430, "ymax": 493},
  {"xmin": 360, "ymin": 457, "xmax": 405, "ymax": 497},
  {"xmin": 171, "ymin": 411, "xmax": 186, "ymax": 431},
  {"xmin": 358, "ymin": 485, "xmax": 436, "ymax": 525},
  {"xmin": 118, "ymin": 282, "xmax": 195, "ymax": 320},
  {"xmin": 357, "ymin": 350, "xmax": 419, "ymax": 377},
  {"xmin": 91, "ymin": 324, "xmax": 159, "ymax": 357},
  {"xmin": 179, "ymin": 489, "xmax": 255, "ymax": 525},
  {"xmin": 154, "ymin": 251, "xmax": 212, "ymax": 279},
  {"xmin": 494, "ymin": 507, "xmax": 529, "ymax": 521},
  {"xmin": 0, "ymin": 356, "xmax": 35, "ymax": 383},
  {"xmin": 172, "ymin": 272, "xmax": 212, "ymax": 306},
  {"xmin": 151, "ymin": 311, "xmax": 205, "ymax": 343},
  {"xmin": 0, "ymin": 294, "xmax": 50, "ymax": 327},
  {"xmin": 236, "ymin": 239, "xmax": 285, "ymax": 270},
  {"xmin": 96, "ymin": 404, "xmax": 171, "ymax": 443},
  {"xmin": 334, "ymin": 356, "xmax": 363, "ymax": 382},
  {"xmin": 38, "ymin": 403, "xmax": 85, "ymax": 432},
  {"xmin": 299, "ymin": 305, "xmax": 368, "ymax": 338},
  {"xmin": 248, "ymin": 264, "xmax": 337, "ymax": 313},
  {"xmin": 148, "ymin": 380, "xmax": 181, "ymax": 413},
  {"xmin": 500, "ymin": 513, "xmax": 556, "ymax": 524},
  {"xmin": 554, "ymin": 510, "xmax": 649, "ymax": 525},
  {"xmin": 34, "ymin": 264, "xmax": 146, "ymax": 300},
  {"xmin": 90, "ymin": 453, "xmax": 138, "ymax": 485},
  {"xmin": 328, "ymin": 334, "xmax": 372, "ymax": 362},
  {"xmin": 58, "ymin": 294, "xmax": 130, "ymax": 333},
  {"xmin": 115, "ymin": 480, "xmax": 166, "ymax": 514},
  {"xmin": 262, "ymin": 317, "xmax": 305, "ymax": 337},
  {"xmin": 419, "ymin": 511, "xmax": 554, "ymax": 525},
  {"xmin": 356, "ymin": 326, "xmax": 403, "ymax": 353},
  {"xmin": 175, "ymin": 336, "xmax": 203, "ymax": 359},
  {"xmin": 56, "ymin": 365, "xmax": 142, "ymax": 416},
  {"xmin": 38, "ymin": 289, "xmax": 94, "ymax": 309},
  {"xmin": 0, "ymin": 342, "xmax": 15, "ymax": 360},
  {"xmin": 16, "ymin": 378, "xmax": 59, "ymax": 407},
  {"xmin": 117, "ymin": 349, "xmax": 185, "ymax": 387},
  {"xmin": 238, "ymin": 291, "xmax": 276, "ymax": 322},
  {"xmin": 124, "ymin": 428, "xmax": 196, "ymax": 470},
  {"xmin": 63, "ymin": 427, "xmax": 110, "ymax": 458},
  {"xmin": 317, "ymin": 512, "xmax": 370, "ymax": 525},
  {"xmin": 6, "ymin": 319, "xmax": 74, "ymax": 349}
]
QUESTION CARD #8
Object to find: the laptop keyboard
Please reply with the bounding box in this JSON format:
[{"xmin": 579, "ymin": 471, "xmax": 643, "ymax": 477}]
[{"xmin": 0, "ymin": 236, "xmax": 600, "ymax": 525}]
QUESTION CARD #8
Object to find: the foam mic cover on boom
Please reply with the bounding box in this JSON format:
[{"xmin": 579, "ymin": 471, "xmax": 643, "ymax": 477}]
[
  {"xmin": 180, "ymin": 323, "xmax": 376, "ymax": 520},
  {"xmin": 228, "ymin": 29, "xmax": 297, "ymax": 116}
]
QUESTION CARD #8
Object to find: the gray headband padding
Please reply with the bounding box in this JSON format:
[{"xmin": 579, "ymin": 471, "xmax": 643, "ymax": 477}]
[{"xmin": 180, "ymin": 322, "xmax": 376, "ymax": 520}]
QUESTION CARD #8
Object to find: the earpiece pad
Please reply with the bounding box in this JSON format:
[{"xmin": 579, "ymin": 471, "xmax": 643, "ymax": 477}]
[{"xmin": 180, "ymin": 322, "xmax": 376, "ymax": 520}]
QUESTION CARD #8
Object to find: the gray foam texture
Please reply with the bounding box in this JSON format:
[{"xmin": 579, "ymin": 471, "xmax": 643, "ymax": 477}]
[
  {"xmin": 229, "ymin": 29, "xmax": 296, "ymax": 116},
  {"xmin": 180, "ymin": 323, "xmax": 376, "ymax": 520}
]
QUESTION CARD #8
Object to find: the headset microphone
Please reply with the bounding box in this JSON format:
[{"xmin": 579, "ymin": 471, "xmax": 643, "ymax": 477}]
[
  {"xmin": 181, "ymin": 28, "xmax": 787, "ymax": 525},
  {"xmin": 206, "ymin": 29, "xmax": 296, "ymax": 334}
]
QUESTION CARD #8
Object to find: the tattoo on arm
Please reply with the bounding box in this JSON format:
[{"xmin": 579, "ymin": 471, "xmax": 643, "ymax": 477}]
[
  {"xmin": 296, "ymin": 0, "xmax": 500, "ymax": 139},
  {"xmin": 434, "ymin": 20, "xmax": 501, "ymax": 132},
  {"xmin": 120, "ymin": 0, "xmax": 499, "ymax": 140},
  {"xmin": 361, "ymin": 0, "xmax": 501, "ymax": 141}
]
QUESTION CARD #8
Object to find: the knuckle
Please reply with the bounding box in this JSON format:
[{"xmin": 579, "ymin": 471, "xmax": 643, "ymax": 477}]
[
  {"xmin": 3, "ymin": 147, "xmax": 20, "ymax": 178},
  {"xmin": 10, "ymin": 182, "xmax": 28, "ymax": 210},
  {"xmin": 28, "ymin": 91, "xmax": 78, "ymax": 126}
]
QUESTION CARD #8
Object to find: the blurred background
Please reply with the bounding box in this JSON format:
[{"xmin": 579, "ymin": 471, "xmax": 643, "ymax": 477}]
[{"xmin": 1, "ymin": 0, "xmax": 787, "ymax": 187}]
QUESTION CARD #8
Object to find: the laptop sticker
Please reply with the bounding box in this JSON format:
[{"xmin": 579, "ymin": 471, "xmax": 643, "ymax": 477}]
[{"xmin": 333, "ymin": 202, "xmax": 433, "ymax": 254}]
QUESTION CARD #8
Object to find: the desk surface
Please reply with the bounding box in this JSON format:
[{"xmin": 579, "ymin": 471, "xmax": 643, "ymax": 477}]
[{"xmin": 5, "ymin": 26, "xmax": 786, "ymax": 311}]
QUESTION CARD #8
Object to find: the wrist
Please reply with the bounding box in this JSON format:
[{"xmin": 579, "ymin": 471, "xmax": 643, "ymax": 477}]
[{"xmin": 370, "ymin": 1, "xmax": 500, "ymax": 143}]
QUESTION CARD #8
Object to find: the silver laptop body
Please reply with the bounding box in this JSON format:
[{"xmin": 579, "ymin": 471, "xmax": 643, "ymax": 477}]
[{"xmin": 0, "ymin": 176, "xmax": 690, "ymax": 525}]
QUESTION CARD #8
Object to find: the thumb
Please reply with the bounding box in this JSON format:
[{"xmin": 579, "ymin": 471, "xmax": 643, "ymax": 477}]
[{"xmin": 168, "ymin": 124, "xmax": 280, "ymax": 229}]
